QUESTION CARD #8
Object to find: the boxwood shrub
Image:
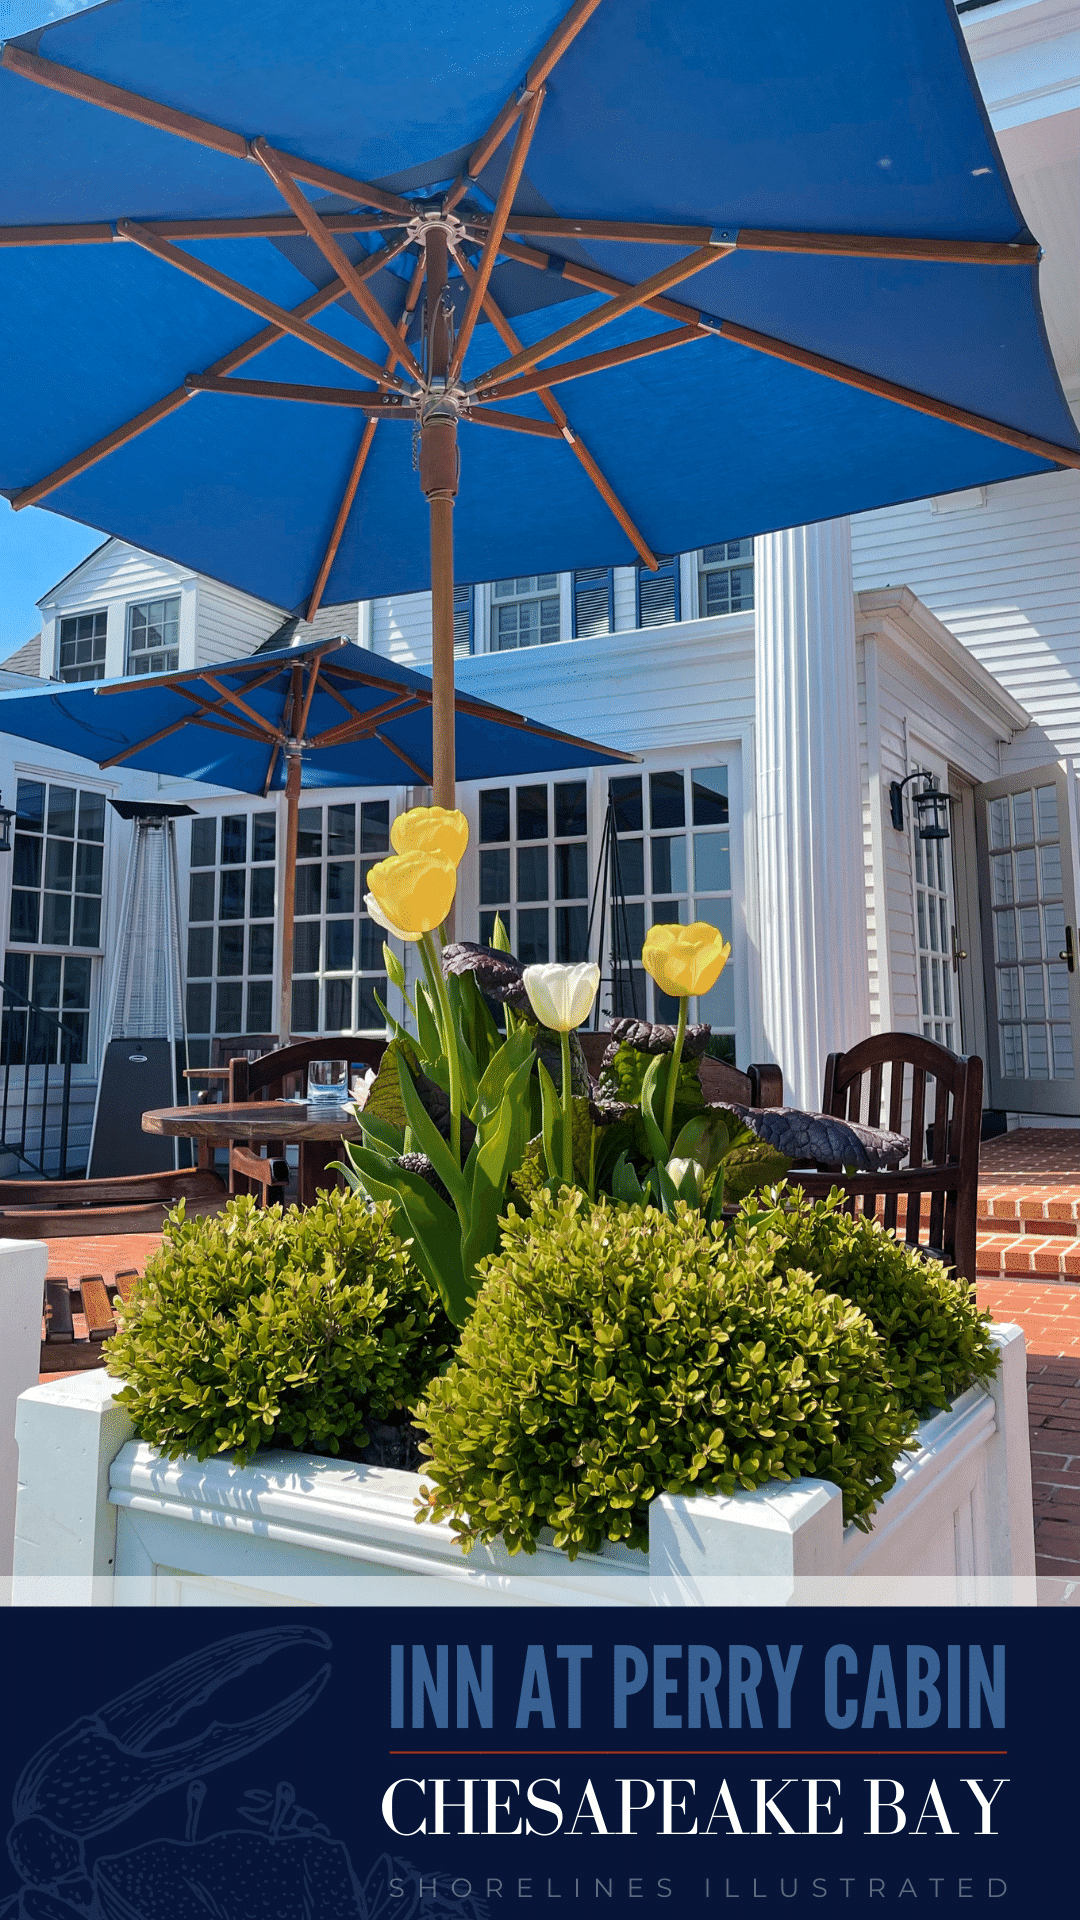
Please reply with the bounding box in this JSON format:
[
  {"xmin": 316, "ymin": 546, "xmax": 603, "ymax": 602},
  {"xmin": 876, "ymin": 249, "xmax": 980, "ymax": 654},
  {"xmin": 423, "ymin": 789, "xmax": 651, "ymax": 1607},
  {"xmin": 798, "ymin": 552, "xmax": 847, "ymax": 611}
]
[
  {"xmin": 417, "ymin": 1189, "xmax": 915, "ymax": 1558},
  {"xmin": 107, "ymin": 1190, "xmax": 454, "ymax": 1465},
  {"xmin": 729, "ymin": 1187, "xmax": 999, "ymax": 1417}
]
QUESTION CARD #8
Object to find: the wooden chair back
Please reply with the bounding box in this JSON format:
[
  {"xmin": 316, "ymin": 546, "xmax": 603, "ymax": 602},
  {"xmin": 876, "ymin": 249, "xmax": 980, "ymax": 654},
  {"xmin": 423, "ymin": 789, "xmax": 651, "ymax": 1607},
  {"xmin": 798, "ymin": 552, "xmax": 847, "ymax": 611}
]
[
  {"xmin": 229, "ymin": 1035, "xmax": 386, "ymax": 1102},
  {"xmin": 0, "ymin": 1167, "xmax": 227, "ymax": 1237},
  {"xmin": 792, "ymin": 1031, "xmax": 983, "ymax": 1288}
]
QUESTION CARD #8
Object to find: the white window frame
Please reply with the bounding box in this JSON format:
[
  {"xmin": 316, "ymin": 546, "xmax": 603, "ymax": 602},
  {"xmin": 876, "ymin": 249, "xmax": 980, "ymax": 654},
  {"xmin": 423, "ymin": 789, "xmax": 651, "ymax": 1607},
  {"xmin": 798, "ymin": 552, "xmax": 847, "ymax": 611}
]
[
  {"xmin": 125, "ymin": 594, "xmax": 181, "ymax": 676},
  {"xmin": 489, "ymin": 573, "xmax": 563, "ymax": 652},
  {"xmin": 696, "ymin": 540, "xmax": 755, "ymax": 620},
  {"xmin": 57, "ymin": 608, "xmax": 108, "ymax": 683}
]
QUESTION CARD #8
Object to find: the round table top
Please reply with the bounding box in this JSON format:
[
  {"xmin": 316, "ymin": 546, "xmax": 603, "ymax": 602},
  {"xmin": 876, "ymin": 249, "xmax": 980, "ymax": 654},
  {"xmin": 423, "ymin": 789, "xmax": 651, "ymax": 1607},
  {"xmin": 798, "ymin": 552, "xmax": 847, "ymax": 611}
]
[{"xmin": 142, "ymin": 1100, "xmax": 365, "ymax": 1144}]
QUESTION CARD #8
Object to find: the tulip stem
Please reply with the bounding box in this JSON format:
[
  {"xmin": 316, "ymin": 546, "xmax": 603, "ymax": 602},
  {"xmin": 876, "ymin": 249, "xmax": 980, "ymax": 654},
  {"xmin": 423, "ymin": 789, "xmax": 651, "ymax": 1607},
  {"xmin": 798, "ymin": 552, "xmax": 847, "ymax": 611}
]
[
  {"xmin": 420, "ymin": 930, "xmax": 462, "ymax": 1167},
  {"xmin": 560, "ymin": 1029, "xmax": 573, "ymax": 1187},
  {"xmin": 663, "ymin": 996, "xmax": 688, "ymax": 1148}
]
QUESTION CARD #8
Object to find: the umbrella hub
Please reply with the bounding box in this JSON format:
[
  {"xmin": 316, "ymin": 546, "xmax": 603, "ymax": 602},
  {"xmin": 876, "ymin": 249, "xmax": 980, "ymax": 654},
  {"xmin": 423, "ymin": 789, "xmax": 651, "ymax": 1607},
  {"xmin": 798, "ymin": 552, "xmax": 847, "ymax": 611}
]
[{"xmin": 404, "ymin": 206, "xmax": 468, "ymax": 252}]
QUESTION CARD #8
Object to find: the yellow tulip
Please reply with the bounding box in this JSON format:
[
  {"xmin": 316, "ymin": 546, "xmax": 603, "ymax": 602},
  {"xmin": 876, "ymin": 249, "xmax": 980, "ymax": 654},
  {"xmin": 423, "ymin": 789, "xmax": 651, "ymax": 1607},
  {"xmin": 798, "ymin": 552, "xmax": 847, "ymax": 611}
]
[
  {"xmin": 391, "ymin": 805, "xmax": 469, "ymax": 866},
  {"xmin": 366, "ymin": 851, "xmax": 457, "ymax": 936},
  {"xmin": 642, "ymin": 921, "xmax": 731, "ymax": 1000}
]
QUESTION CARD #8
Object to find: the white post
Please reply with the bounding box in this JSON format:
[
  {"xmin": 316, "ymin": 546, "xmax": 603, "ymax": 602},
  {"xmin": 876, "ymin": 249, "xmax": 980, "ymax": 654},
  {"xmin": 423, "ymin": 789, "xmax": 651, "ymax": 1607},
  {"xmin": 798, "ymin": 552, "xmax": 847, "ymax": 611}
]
[
  {"xmin": 754, "ymin": 518, "xmax": 872, "ymax": 1109},
  {"xmin": 12, "ymin": 1371, "xmax": 134, "ymax": 1604},
  {"xmin": 0, "ymin": 1238, "xmax": 48, "ymax": 1577}
]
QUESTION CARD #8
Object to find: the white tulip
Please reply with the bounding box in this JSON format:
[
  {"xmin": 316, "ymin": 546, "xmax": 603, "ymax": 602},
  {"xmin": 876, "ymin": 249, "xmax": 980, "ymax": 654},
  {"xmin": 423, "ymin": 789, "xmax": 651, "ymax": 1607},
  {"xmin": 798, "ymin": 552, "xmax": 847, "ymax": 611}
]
[
  {"xmin": 522, "ymin": 961, "xmax": 601, "ymax": 1033},
  {"xmin": 666, "ymin": 1156, "xmax": 705, "ymax": 1198},
  {"xmin": 364, "ymin": 890, "xmax": 421, "ymax": 943}
]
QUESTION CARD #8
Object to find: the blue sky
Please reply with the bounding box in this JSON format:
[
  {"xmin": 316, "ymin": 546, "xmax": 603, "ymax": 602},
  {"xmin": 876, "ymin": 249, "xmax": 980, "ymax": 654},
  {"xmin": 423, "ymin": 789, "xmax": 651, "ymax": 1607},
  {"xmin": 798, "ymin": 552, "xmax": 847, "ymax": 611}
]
[{"xmin": 0, "ymin": 5, "xmax": 113, "ymax": 659}]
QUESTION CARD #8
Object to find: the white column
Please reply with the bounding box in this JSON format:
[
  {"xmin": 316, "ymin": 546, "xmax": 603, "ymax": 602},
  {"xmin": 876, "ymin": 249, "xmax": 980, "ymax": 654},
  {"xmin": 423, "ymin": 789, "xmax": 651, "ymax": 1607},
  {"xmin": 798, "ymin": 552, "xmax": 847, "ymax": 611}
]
[{"xmin": 754, "ymin": 518, "xmax": 871, "ymax": 1110}]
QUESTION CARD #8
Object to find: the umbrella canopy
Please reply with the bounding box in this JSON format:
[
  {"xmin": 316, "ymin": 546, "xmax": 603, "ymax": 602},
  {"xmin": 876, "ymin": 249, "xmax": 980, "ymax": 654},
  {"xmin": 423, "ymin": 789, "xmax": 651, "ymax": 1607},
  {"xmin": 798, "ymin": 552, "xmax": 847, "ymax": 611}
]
[
  {"xmin": 0, "ymin": 633, "xmax": 634, "ymax": 1034},
  {"xmin": 2, "ymin": 0, "xmax": 1078, "ymax": 805}
]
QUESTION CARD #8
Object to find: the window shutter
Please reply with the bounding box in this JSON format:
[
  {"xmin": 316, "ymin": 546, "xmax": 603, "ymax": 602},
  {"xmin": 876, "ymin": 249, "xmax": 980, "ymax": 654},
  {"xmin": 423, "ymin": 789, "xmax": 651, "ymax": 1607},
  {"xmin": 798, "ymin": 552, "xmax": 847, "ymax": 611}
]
[
  {"xmin": 453, "ymin": 583, "xmax": 474, "ymax": 656},
  {"xmin": 573, "ymin": 566, "xmax": 613, "ymax": 639},
  {"xmin": 636, "ymin": 555, "xmax": 680, "ymax": 628}
]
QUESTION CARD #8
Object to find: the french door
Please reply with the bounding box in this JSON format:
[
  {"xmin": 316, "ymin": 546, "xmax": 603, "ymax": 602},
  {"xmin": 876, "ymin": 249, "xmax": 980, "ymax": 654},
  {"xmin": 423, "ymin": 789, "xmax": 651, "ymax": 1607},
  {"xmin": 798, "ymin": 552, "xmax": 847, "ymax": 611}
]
[{"xmin": 973, "ymin": 763, "xmax": 1080, "ymax": 1114}]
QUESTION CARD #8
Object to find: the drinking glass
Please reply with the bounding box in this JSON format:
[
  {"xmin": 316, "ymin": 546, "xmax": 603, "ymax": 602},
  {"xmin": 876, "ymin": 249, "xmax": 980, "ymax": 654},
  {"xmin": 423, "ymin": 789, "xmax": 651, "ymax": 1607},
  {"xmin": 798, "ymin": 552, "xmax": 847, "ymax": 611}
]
[{"xmin": 307, "ymin": 1058, "xmax": 348, "ymax": 1105}]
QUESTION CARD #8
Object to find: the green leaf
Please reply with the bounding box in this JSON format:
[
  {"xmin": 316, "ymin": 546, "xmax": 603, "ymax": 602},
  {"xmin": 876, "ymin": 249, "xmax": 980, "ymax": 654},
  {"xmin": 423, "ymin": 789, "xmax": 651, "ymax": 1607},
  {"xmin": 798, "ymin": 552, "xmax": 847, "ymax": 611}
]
[
  {"xmin": 395, "ymin": 1053, "xmax": 467, "ymax": 1210},
  {"xmin": 706, "ymin": 1163, "xmax": 727, "ymax": 1224},
  {"xmin": 672, "ymin": 1112, "xmax": 729, "ymax": 1174},
  {"xmin": 364, "ymin": 1037, "xmax": 422, "ymax": 1133},
  {"xmin": 382, "ymin": 941, "xmax": 407, "ymax": 995},
  {"xmin": 491, "ymin": 912, "xmax": 512, "ymax": 952},
  {"xmin": 373, "ymin": 989, "xmax": 411, "ymax": 1046},
  {"xmin": 347, "ymin": 1145, "xmax": 469, "ymax": 1325},
  {"xmin": 537, "ymin": 1057, "xmax": 561, "ymax": 1180},
  {"xmin": 611, "ymin": 1152, "xmax": 647, "ymax": 1205},
  {"xmin": 414, "ymin": 979, "xmax": 447, "ymax": 1079},
  {"xmin": 474, "ymin": 1025, "xmax": 535, "ymax": 1123},
  {"xmin": 461, "ymin": 1053, "xmax": 534, "ymax": 1298},
  {"xmin": 358, "ymin": 1110, "xmax": 405, "ymax": 1156},
  {"xmin": 639, "ymin": 1053, "xmax": 671, "ymax": 1166}
]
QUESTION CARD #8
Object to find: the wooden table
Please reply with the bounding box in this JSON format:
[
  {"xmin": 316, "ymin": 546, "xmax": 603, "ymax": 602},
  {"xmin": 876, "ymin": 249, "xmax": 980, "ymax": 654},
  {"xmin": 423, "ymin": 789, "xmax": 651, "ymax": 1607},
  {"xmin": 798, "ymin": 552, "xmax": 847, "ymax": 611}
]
[{"xmin": 143, "ymin": 1100, "xmax": 364, "ymax": 1206}]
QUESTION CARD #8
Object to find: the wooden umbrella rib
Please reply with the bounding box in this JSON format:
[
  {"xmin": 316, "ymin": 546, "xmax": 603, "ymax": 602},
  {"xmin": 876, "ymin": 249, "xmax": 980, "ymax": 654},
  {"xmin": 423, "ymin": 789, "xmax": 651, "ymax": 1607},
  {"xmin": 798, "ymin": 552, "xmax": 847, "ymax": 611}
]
[
  {"xmin": 306, "ymin": 251, "xmax": 427, "ymax": 622},
  {"xmin": 0, "ymin": 213, "xmax": 406, "ymax": 246},
  {"xmin": 320, "ymin": 660, "xmax": 433, "ymax": 701},
  {"xmin": 96, "ymin": 709, "xmax": 260, "ymax": 768},
  {"xmin": 502, "ymin": 216, "xmax": 1040, "ymax": 266},
  {"xmin": 250, "ymin": 138, "xmax": 423, "ymax": 380},
  {"xmin": 721, "ymin": 319, "xmax": 1080, "ymax": 471},
  {"xmin": 468, "ymin": 243, "xmax": 722, "ymax": 389},
  {"xmin": 472, "ymin": 324, "xmax": 705, "ymax": 401},
  {"xmin": 262, "ymin": 742, "xmax": 281, "ymax": 796},
  {"xmin": 464, "ymin": 408, "xmax": 563, "ymax": 439},
  {"xmin": 451, "ymin": 244, "xmax": 658, "ymax": 567},
  {"xmin": 451, "ymin": 694, "xmax": 637, "ymax": 761},
  {"xmin": 95, "ymin": 644, "xmax": 342, "ymax": 699},
  {"xmin": 446, "ymin": 87, "xmax": 546, "ymax": 383},
  {"xmin": 118, "ymin": 221, "xmax": 411, "ymax": 392},
  {"xmin": 187, "ymin": 374, "xmax": 408, "ymax": 410},
  {"xmin": 477, "ymin": 229, "xmax": 709, "ymax": 329},
  {"xmin": 265, "ymin": 150, "xmax": 414, "ymax": 221},
  {"xmin": 447, "ymin": 0, "xmax": 606, "ymax": 203},
  {"xmin": 199, "ymin": 673, "xmax": 285, "ymax": 738},
  {"xmin": 310, "ymin": 696, "xmax": 425, "ymax": 750},
  {"xmin": 373, "ymin": 731, "xmax": 432, "ymax": 786}
]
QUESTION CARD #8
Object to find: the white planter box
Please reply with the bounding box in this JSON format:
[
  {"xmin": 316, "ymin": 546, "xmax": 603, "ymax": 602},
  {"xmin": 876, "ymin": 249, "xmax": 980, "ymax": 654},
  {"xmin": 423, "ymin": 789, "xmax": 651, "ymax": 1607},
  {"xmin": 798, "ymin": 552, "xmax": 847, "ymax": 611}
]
[
  {"xmin": 0, "ymin": 1236, "xmax": 49, "ymax": 1579},
  {"xmin": 11, "ymin": 1324, "xmax": 1035, "ymax": 1606}
]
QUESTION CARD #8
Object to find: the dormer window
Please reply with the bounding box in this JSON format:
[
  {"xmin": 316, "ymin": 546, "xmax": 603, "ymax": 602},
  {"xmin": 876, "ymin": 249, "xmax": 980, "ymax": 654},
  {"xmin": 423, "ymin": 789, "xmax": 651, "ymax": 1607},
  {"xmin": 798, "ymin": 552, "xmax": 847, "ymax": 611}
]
[
  {"xmin": 126, "ymin": 595, "xmax": 180, "ymax": 675},
  {"xmin": 58, "ymin": 610, "xmax": 107, "ymax": 682}
]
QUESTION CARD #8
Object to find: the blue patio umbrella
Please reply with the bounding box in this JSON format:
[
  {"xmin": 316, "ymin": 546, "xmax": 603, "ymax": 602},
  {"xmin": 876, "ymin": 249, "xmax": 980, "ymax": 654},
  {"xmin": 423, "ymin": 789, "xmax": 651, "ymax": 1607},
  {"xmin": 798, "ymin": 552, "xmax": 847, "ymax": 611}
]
[
  {"xmin": 0, "ymin": 632, "xmax": 634, "ymax": 1034},
  {"xmin": 1, "ymin": 0, "xmax": 1078, "ymax": 814}
]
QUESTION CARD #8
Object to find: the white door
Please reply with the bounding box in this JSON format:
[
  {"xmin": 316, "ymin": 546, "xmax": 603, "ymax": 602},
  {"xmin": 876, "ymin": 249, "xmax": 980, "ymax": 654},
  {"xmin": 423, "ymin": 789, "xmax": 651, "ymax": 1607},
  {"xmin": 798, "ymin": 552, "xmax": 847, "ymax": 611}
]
[{"xmin": 974, "ymin": 763, "xmax": 1080, "ymax": 1115}]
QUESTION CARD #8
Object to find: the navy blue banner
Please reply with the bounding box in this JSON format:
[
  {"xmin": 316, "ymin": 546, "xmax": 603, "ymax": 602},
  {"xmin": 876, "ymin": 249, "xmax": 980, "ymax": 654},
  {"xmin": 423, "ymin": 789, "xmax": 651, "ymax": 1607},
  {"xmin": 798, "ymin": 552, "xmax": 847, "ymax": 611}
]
[{"xmin": 0, "ymin": 1608, "xmax": 1073, "ymax": 1918}]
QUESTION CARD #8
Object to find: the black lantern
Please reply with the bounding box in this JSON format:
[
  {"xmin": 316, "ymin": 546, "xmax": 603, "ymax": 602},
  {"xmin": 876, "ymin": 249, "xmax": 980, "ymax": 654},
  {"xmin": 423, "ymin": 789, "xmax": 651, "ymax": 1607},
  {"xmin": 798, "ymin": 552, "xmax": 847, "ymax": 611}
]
[
  {"xmin": 0, "ymin": 793, "xmax": 14, "ymax": 855},
  {"xmin": 890, "ymin": 771, "xmax": 951, "ymax": 841}
]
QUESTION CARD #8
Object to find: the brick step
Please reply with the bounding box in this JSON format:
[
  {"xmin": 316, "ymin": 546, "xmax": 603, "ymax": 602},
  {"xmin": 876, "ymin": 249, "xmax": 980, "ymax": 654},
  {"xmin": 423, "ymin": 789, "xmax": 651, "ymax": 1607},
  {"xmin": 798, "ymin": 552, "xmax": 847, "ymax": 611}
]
[{"xmin": 976, "ymin": 1230, "xmax": 1080, "ymax": 1283}]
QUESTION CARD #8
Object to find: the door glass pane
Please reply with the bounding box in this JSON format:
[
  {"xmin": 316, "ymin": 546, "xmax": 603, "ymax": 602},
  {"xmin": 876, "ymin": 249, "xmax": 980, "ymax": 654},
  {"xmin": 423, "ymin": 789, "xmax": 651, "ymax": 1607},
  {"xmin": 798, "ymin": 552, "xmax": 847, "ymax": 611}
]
[{"xmin": 984, "ymin": 775, "xmax": 1077, "ymax": 1087}]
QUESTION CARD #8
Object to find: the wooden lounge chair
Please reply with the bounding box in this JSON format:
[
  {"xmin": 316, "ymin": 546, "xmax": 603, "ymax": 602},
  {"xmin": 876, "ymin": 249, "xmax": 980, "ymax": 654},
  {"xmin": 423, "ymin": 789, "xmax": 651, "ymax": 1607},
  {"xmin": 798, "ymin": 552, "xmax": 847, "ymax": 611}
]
[{"xmin": 0, "ymin": 1166, "xmax": 228, "ymax": 1238}]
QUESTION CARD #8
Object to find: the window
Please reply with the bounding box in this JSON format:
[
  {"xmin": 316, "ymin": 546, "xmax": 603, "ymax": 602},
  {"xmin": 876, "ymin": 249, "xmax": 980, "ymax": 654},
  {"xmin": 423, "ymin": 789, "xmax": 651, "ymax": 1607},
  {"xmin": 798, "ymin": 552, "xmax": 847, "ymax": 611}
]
[
  {"xmin": 699, "ymin": 539, "xmax": 754, "ymax": 616},
  {"xmin": 573, "ymin": 567, "xmax": 613, "ymax": 639},
  {"xmin": 126, "ymin": 595, "xmax": 180, "ymax": 675},
  {"xmin": 0, "ymin": 952, "xmax": 92, "ymax": 1065},
  {"xmin": 290, "ymin": 799, "xmax": 390, "ymax": 1034},
  {"xmin": 492, "ymin": 575, "xmax": 560, "ymax": 650},
  {"xmin": 453, "ymin": 583, "xmax": 474, "ymax": 657},
  {"xmin": 185, "ymin": 808, "xmax": 278, "ymax": 1057},
  {"xmin": 636, "ymin": 555, "xmax": 680, "ymax": 628},
  {"xmin": 58, "ymin": 610, "xmax": 107, "ymax": 683},
  {"xmin": 9, "ymin": 780, "xmax": 105, "ymax": 950},
  {"xmin": 604, "ymin": 765, "xmax": 734, "ymax": 1057},
  {"xmin": 477, "ymin": 778, "xmax": 591, "ymax": 966}
]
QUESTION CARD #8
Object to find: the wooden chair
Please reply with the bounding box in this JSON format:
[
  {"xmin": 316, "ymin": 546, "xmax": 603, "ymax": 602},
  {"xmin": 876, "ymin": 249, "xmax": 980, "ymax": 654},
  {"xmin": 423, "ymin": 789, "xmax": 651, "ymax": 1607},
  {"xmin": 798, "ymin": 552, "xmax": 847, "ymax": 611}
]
[
  {"xmin": 0, "ymin": 1167, "xmax": 228, "ymax": 1238},
  {"xmin": 789, "ymin": 1032, "xmax": 984, "ymax": 1289},
  {"xmin": 576, "ymin": 1029, "xmax": 782, "ymax": 1108},
  {"xmin": 227, "ymin": 1035, "xmax": 387, "ymax": 1204}
]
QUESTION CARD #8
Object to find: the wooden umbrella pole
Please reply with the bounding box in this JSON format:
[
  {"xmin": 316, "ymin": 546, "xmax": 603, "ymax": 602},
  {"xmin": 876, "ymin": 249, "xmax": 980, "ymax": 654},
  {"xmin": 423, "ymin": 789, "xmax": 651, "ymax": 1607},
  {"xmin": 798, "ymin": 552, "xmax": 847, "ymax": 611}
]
[
  {"xmin": 419, "ymin": 226, "xmax": 458, "ymax": 811},
  {"xmin": 278, "ymin": 745, "xmax": 302, "ymax": 1043}
]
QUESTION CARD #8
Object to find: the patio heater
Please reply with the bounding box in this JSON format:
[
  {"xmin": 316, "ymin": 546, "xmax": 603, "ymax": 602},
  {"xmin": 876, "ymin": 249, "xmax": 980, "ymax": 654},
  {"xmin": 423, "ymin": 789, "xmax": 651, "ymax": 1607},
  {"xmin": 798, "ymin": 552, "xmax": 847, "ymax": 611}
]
[{"xmin": 88, "ymin": 800, "xmax": 193, "ymax": 1178}]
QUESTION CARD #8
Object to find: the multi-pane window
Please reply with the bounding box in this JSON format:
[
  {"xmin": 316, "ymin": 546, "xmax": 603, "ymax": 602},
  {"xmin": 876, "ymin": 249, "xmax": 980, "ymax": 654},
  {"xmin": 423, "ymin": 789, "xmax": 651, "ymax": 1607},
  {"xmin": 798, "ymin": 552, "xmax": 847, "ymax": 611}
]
[
  {"xmin": 126, "ymin": 595, "xmax": 180, "ymax": 675},
  {"xmin": 492, "ymin": 575, "xmax": 560, "ymax": 651},
  {"xmin": 290, "ymin": 799, "xmax": 390, "ymax": 1034},
  {"xmin": 477, "ymin": 780, "xmax": 590, "ymax": 965},
  {"xmin": 605, "ymin": 766, "xmax": 734, "ymax": 1057},
  {"xmin": 58, "ymin": 610, "xmax": 107, "ymax": 683},
  {"xmin": 699, "ymin": 539, "xmax": 754, "ymax": 616},
  {"xmin": 185, "ymin": 810, "xmax": 277, "ymax": 1059},
  {"xmin": 453, "ymin": 584, "xmax": 474, "ymax": 657},
  {"xmin": 9, "ymin": 780, "xmax": 105, "ymax": 949},
  {"xmin": 573, "ymin": 567, "xmax": 613, "ymax": 639},
  {"xmin": 636, "ymin": 555, "xmax": 680, "ymax": 628},
  {"xmin": 988, "ymin": 783, "xmax": 1072, "ymax": 1081},
  {"xmin": 0, "ymin": 952, "xmax": 93, "ymax": 1065}
]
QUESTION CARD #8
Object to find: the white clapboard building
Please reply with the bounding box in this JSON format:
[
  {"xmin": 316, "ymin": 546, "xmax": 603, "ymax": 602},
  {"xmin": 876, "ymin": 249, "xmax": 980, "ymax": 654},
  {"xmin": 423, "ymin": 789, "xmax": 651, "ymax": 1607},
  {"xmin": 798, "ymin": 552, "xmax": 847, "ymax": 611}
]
[{"xmin": 1, "ymin": 0, "xmax": 1077, "ymax": 1169}]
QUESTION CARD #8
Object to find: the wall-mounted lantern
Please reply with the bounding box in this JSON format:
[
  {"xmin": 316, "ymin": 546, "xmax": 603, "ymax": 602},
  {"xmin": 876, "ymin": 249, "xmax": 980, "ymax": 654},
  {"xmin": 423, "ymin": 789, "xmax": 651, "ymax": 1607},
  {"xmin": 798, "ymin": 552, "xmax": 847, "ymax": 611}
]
[
  {"xmin": 0, "ymin": 794, "xmax": 14, "ymax": 854},
  {"xmin": 890, "ymin": 770, "xmax": 951, "ymax": 841}
]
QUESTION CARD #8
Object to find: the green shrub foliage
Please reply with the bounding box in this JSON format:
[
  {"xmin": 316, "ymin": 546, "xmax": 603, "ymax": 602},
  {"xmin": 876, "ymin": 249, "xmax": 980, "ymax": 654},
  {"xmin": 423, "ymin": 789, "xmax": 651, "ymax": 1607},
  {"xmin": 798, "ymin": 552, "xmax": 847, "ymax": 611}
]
[
  {"xmin": 730, "ymin": 1188, "xmax": 1000, "ymax": 1417},
  {"xmin": 107, "ymin": 1190, "xmax": 454, "ymax": 1465},
  {"xmin": 418, "ymin": 1189, "xmax": 915, "ymax": 1557}
]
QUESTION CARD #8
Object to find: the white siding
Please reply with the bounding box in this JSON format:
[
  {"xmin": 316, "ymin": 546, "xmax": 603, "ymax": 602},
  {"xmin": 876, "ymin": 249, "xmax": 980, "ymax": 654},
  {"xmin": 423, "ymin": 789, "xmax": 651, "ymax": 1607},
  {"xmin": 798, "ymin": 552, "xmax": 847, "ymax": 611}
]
[
  {"xmin": 613, "ymin": 565, "xmax": 638, "ymax": 631},
  {"xmin": 456, "ymin": 612, "xmax": 756, "ymax": 754},
  {"xmin": 194, "ymin": 576, "xmax": 284, "ymax": 668},
  {"xmin": 372, "ymin": 590, "xmax": 433, "ymax": 667},
  {"xmin": 851, "ymin": 470, "xmax": 1080, "ymax": 769}
]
